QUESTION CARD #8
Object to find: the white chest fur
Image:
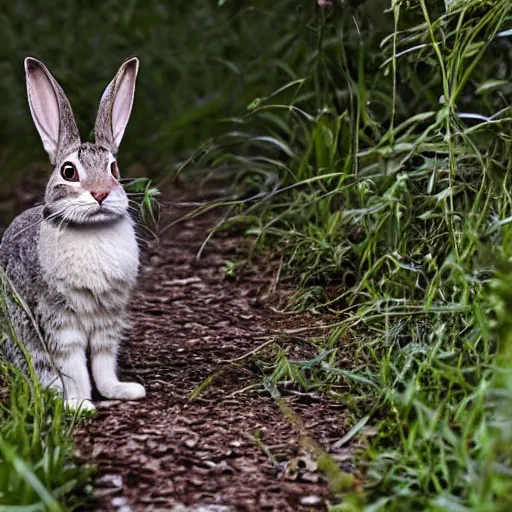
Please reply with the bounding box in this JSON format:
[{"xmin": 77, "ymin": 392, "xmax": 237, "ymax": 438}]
[{"xmin": 38, "ymin": 217, "xmax": 139, "ymax": 298}]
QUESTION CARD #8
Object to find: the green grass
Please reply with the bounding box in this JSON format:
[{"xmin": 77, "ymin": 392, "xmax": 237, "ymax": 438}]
[
  {"xmin": 0, "ymin": 368, "xmax": 94, "ymax": 511},
  {"xmin": 179, "ymin": 0, "xmax": 512, "ymax": 510}
]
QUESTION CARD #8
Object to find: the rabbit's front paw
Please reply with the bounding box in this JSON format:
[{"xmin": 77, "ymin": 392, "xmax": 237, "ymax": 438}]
[
  {"xmin": 103, "ymin": 382, "xmax": 146, "ymax": 400},
  {"xmin": 64, "ymin": 398, "xmax": 96, "ymax": 412}
]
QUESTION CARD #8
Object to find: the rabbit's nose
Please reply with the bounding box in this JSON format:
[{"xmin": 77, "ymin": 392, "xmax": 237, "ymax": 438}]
[{"xmin": 91, "ymin": 191, "xmax": 109, "ymax": 205}]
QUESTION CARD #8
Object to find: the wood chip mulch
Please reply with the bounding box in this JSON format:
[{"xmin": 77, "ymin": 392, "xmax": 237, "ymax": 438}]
[{"xmin": 74, "ymin": 194, "xmax": 357, "ymax": 512}]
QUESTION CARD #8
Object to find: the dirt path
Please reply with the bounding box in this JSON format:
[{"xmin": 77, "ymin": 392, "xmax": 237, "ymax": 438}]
[{"xmin": 74, "ymin": 193, "xmax": 354, "ymax": 512}]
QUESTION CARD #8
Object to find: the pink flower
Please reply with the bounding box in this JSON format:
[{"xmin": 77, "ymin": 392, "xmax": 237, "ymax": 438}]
[{"xmin": 317, "ymin": 0, "xmax": 333, "ymax": 7}]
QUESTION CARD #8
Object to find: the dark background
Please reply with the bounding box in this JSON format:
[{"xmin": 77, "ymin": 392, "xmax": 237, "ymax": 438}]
[{"xmin": 0, "ymin": 0, "xmax": 323, "ymax": 177}]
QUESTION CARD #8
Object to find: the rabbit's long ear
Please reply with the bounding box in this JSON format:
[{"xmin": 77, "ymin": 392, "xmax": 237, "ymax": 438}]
[
  {"xmin": 94, "ymin": 57, "xmax": 139, "ymax": 155},
  {"xmin": 24, "ymin": 58, "xmax": 80, "ymax": 164}
]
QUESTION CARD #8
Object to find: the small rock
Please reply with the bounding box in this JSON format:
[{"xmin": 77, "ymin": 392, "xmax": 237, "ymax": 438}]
[
  {"xmin": 166, "ymin": 277, "xmax": 201, "ymax": 286},
  {"xmin": 302, "ymin": 471, "xmax": 320, "ymax": 483},
  {"xmin": 171, "ymin": 505, "xmax": 230, "ymax": 512},
  {"xmin": 300, "ymin": 495, "xmax": 322, "ymax": 506},
  {"xmin": 95, "ymin": 473, "xmax": 123, "ymax": 489},
  {"xmin": 96, "ymin": 400, "xmax": 122, "ymax": 409},
  {"xmin": 150, "ymin": 255, "xmax": 161, "ymax": 265},
  {"xmin": 215, "ymin": 460, "xmax": 234, "ymax": 475},
  {"xmin": 112, "ymin": 497, "xmax": 128, "ymax": 507}
]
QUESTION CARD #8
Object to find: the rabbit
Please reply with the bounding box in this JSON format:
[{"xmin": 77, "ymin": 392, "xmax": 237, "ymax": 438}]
[{"xmin": 0, "ymin": 57, "xmax": 146, "ymax": 411}]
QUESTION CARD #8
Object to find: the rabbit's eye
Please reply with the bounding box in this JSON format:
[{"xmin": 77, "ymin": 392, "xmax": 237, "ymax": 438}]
[
  {"xmin": 60, "ymin": 162, "xmax": 78, "ymax": 182},
  {"xmin": 110, "ymin": 161, "xmax": 120, "ymax": 179}
]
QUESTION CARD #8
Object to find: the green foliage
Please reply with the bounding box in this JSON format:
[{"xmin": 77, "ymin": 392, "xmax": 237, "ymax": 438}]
[
  {"xmin": 123, "ymin": 177, "xmax": 161, "ymax": 228},
  {"xmin": 184, "ymin": 0, "xmax": 512, "ymax": 509},
  {"xmin": 0, "ymin": 367, "xmax": 94, "ymax": 511}
]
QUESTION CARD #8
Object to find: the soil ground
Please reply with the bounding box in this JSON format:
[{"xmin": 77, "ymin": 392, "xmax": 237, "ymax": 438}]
[{"xmin": 67, "ymin": 187, "xmax": 356, "ymax": 512}]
